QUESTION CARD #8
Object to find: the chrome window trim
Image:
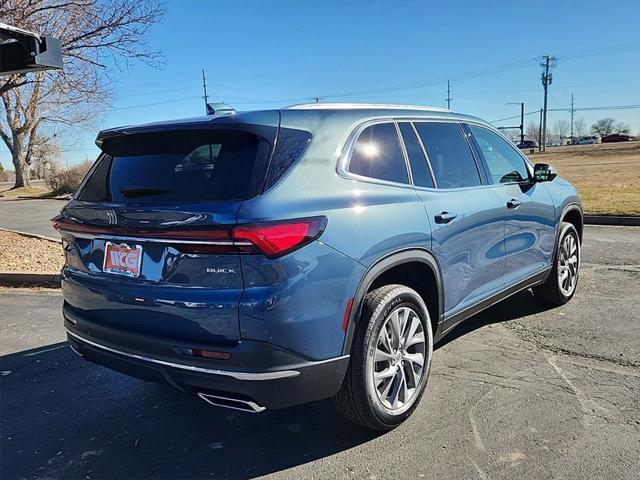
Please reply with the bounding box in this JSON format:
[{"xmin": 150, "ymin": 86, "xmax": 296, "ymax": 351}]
[
  {"xmin": 337, "ymin": 116, "xmax": 530, "ymax": 191},
  {"xmin": 66, "ymin": 328, "xmax": 350, "ymax": 381}
]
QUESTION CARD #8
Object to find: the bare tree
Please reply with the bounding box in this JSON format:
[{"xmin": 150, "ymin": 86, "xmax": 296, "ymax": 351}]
[
  {"xmin": 526, "ymin": 121, "xmax": 540, "ymax": 142},
  {"xmin": 590, "ymin": 118, "xmax": 616, "ymax": 138},
  {"xmin": 552, "ymin": 120, "xmax": 570, "ymax": 145},
  {"xmin": 31, "ymin": 133, "xmax": 61, "ymax": 179},
  {"xmin": 614, "ymin": 122, "xmax": 631, "ymax": 135},
  {"xmin": 573, "ymin": 118, "xmax": 586, "ymax": 138},
  {"xmin": 501, "ymin": 128, "xmax": 520, "ymax": 143},
  {"xmin": 0, "ymin": 0, "xmax": 164, "ymax": 188}
]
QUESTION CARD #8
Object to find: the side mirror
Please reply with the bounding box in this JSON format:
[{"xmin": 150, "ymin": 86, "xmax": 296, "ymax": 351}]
[{"xmin": 533, "ymin": 163, "xmax": 557, "ymax": 182}]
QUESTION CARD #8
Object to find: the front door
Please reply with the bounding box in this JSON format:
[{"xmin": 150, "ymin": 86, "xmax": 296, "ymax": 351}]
[{"xmin": 466, "ymin": 124, "xmax": 556, "ymax": 285}]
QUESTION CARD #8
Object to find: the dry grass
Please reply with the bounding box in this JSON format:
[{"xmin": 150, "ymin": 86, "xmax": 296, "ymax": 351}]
[
  {"xmin": 0, "ymin": 230, "xmax": 64, "ymax": 273},
  {"xmin": 526, "ymin": 141, "xmax": 640, "ymax": 215},
  {"xmin": 0, "ymin": 185, "xmax": 52, "ymax": 199}
]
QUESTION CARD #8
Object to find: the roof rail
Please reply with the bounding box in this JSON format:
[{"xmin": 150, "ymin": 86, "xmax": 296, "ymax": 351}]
[{"xmin": 285, "ymin": 102, "xmax": 450, "ymax": 112}]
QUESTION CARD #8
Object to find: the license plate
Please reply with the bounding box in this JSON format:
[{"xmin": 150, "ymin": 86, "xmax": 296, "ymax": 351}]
[{"xmin": 103, "ymin": 242, "xmax": 143, "ymax": 277}]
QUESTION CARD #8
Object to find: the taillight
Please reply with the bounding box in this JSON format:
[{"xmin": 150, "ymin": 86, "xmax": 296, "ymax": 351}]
[
  {"xmin": 52, "ymin": 215, "xmax": 326, "ymax": 258},
  {"xmin": 233, "ymin": 217, "xmax": 326, "ymax": 257}
]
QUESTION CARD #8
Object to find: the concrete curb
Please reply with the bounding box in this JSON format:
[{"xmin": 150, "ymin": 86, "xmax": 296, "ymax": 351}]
[
  {"xmin": 16, "ymin": 195, "xmax": 71, "ymax": 201},
  {"xmin": 0, "ymin": 227, "xmax": 60, "ymax": 243},
  {"xmin": 0, "ymin": 271, "xmax": 61, "ymax": 288},
  {"xmin": 584, "ymin": 215, "xmax": 640, "ymax": 226}
]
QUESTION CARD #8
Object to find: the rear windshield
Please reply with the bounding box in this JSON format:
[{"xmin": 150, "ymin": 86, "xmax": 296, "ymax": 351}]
[{"xmin": 77, "ymin": 129, "xmax": 271, "ymax": 203}]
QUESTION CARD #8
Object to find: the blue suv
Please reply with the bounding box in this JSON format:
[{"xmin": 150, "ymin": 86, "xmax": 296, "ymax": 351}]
[{"xmin": 54, "ymin": 103, "xmax": 582, "ymax": 430}]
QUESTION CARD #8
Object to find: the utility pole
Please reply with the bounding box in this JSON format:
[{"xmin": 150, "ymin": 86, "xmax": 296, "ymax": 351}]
[
  {"xmin": 446, "ymin": 80, "xmax": 452, "ymax": 109},
  {"xmin": 540, "ymin": 55, "xmax": 557, "ymax": 151},
  {"xmin": 202, "ymin": 69, "xmax": 209, "ymax": 114},
  {"xmin": 570, "ymin": 93, "xmax": 575, "ymax": 144},
  {"xmin": 538, "ymin": 108, "xmax": 543, "ymax": 151}
]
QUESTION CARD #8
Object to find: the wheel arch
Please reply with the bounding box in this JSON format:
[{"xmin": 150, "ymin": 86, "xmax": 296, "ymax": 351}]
[
  {"xmin": 561, "ymin": 204, "xmax": 584, "ymax": 243},
  {"xmin": 341, "ymin": 249, "xmax": 443, "ymax": 355}
]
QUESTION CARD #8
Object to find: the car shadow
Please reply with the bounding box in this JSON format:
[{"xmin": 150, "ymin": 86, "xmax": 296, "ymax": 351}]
[
  {"xmin": 0, "ymin": 343, "xmax": 379, "ymax": 479},
  {"xmin": 1, "ymin": 290, "xmax": 554, "ymax": 479},
  {"xmin": 435, "ymin": 289, "xmax": 556, "ymax": 349}
]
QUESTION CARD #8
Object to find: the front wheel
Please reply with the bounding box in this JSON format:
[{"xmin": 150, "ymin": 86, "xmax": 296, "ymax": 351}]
[
  {"xmin": 335, "ymin": 284, "xmax": 433, "ymax": 430},
  {"xmin": 534, "ymin": 222, "xmax": 581, "ymax": 305}
]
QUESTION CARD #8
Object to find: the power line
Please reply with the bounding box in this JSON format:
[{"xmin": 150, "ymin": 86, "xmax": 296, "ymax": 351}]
[
  {"xmin": 108, "ymin": 95, "xmax": 201, "ymax": 111},
  {"xmin": 490, "ymin": 104, "xmax": 640, "ymax": 124},
  {"xmin": 491, "ymin": 110, "xmax": 540, "ymax": 123}
]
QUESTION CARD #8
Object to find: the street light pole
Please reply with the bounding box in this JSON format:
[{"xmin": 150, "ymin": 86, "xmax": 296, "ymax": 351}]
[{"xmin": 506, "ymin": 102, "xmax": 525, "ymax": 144}]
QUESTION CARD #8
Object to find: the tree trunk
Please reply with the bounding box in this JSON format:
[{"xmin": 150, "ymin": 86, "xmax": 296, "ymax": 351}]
[{"xmin": 11, "ymin": 134, "xmax": 31, "ymax": 188}]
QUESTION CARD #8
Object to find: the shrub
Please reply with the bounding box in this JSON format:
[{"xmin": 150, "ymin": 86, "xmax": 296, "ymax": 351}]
[{"xmin": 46, "ymin": 161, "xmax": 93, "ymax": 195}]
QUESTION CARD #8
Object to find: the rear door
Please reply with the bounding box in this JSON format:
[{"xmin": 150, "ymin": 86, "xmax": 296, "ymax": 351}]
[
  {"xmin": 402, "ymin": 121, "xmax": 506, "ymax": 319},
  {"xmin": 57, "ymin": 123, "xmax": 277, "ymax": 344},
  {"xmin": 466, "ymin": 124, "xmax": 555, "ymax": 285}
]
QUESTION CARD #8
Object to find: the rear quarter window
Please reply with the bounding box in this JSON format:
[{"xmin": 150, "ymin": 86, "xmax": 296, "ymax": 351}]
[{"xmin": 348, "ymin": 123, "xmax": 409, "ymax": 184}]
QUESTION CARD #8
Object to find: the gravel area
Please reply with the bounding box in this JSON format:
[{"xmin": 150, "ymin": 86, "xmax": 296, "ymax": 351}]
[{"xmin": 0, "ymin": 230, "xmax": 64, "ymax": 272}]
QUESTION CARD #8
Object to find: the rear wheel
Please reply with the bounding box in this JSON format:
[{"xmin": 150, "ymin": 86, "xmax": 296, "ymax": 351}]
[
  {"xmin": 534, "ymin": 222, "xmax": 580, "ymax": 306},
  {"xmin": 335, "ymin": 284, "xmax": 433, "ymax": 430}
]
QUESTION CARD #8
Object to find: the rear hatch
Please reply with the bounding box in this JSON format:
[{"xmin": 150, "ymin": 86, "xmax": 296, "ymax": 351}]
[{"xmin": 57, "ymin": 117, "xmax": 278, "ymax": 344}]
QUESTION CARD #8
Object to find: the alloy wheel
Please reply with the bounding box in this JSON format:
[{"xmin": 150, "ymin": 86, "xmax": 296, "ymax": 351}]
[
  {"xmin": 558, "ymin": 231, "xmax": 579, "ymax": 297},
  {"xmin": 372, "ymin": 307, "xmax": 426, "ymax": 411}
]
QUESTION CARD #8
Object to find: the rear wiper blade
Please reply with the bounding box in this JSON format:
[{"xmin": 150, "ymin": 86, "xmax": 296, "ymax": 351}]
[{"xmin": 119, "ymin": 188, "xmax": 172, "ymax": 198}]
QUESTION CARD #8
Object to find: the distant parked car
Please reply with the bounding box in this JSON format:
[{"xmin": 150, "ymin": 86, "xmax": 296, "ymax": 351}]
[
  {"xmin": 601, "ymin": 134, "xmax": 634, "ymax": 143},
  {"xmin": 517, "ymin": 140, "xmax": 537, "ymax": 149},
  {"xmin": 576, "ymin": 136, "xmax": 599, "ymax": 145}
]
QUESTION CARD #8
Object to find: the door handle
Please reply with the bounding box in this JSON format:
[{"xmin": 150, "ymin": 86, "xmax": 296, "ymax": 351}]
[
  {"xmin": 434, "ymin": 212, "xmax": 457, "ymax": 224},
  {"xmin": 506, "ymin": 199, "xmax": 522, "ymax": 209}
]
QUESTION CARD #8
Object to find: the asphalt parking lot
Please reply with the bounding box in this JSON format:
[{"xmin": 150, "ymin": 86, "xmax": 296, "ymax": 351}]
[
  {"xmin": 1, "ymin": 225, "xmax": 639, "ymax": 480},
  {"xmin": 0, "ymin": 197, "xmax": 64, "ymax": 238}
]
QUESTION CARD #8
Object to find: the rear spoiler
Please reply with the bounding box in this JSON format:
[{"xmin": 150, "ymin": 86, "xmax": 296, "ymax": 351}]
[{"xmin": 95, "ymin": 110, "xmax": 280, "ymax": 149}]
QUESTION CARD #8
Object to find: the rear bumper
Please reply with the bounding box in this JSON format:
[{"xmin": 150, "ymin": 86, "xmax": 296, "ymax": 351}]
[{"xmin": 64, "ymin": 305, "xmax": 349, "ymax": 410}]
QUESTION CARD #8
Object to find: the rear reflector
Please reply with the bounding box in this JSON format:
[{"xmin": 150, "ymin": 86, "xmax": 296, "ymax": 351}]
[
  {"xmin": 186, "ymin": 349, "xmax": 232, "ymax": 360},
  {"xmin": 52, "ymin": 215, "xmax": 326, "ymax": 258},
  {"xmin": 342, "ymin": 298, "xmax": 354, "ymax": 332}
]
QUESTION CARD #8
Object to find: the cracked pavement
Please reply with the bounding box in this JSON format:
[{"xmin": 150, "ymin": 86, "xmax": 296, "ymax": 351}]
[{"xmin": 1, "ymin": 225, "xmax": 639, "ymax": 479}]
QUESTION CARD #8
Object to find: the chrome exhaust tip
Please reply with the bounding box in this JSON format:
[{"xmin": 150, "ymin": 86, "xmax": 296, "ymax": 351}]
[
  {"xmin": 68, "ymin": 344, "xmax": 83, "ymax": 357},
  {"xmin": 197, "ymin": 392, "xmax": 266, "ymax": 413}
]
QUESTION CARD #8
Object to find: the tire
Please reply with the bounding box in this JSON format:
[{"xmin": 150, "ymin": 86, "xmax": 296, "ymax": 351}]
[
  {"xmin": 533, "ymin": 222, "xmax": 581, "ymax": 306},
  {"xmin": 335, "ymin": 284, "xmax": 433, "ymax": 430}
]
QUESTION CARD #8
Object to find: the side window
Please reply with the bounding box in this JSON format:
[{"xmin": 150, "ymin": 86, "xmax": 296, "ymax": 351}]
[
  {"xmin": 413, "ymin": 122, "xmax": 481, "ymax": 188},
  {"xmin": 398, "ymin": 122, "xmax": 434, "ymax": 188},
  {"xmin": 348, "ymin": 123, "xmax": 409, "ymax": 184},
  {"xmin": 469, "ymin": 125, "xmax": 530, "ymax": 184}
]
